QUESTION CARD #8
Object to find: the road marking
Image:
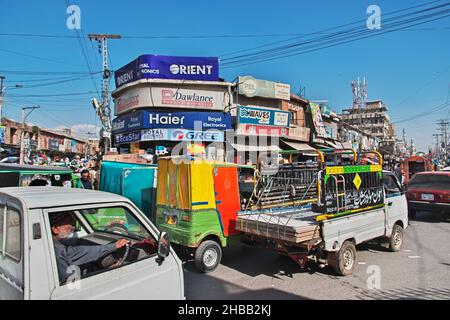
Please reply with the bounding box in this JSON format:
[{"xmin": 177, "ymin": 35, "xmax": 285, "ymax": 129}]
[
  {"xmin": 404, "ymin": 250, "xmax": 412, "ymax": 252},
  {"xmin": 358, "ymin": 262, "xmax": 366, "ymax": 265},
  {"xmin": 408, "ymin": 256, "xmax": 421, "ymax": 259}
]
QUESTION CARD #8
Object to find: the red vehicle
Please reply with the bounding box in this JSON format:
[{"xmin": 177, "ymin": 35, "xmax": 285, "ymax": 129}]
[
  {"xmin": 405, "ymin": 172, "xmax": 450, "ymax": 218},
  {"xmin": 401, "ymin": 156, "xmax": 433, "ymax": 184}
]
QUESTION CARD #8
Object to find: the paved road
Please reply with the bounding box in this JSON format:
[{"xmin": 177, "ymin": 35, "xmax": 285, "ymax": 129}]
[{"xmin": 183, "ymin": 211, "xmax": 450, "ymax": 300}]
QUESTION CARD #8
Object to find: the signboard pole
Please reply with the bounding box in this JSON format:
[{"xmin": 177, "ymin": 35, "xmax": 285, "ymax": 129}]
[{"xmin": 19, "ymin": 106, "xmax": 40, "ymax": 164}]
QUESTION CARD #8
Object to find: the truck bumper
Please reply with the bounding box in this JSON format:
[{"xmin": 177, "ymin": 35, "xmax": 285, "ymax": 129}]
[{"xmin": 408, "ymin": 201, "xmax": 450, "ymax": 213}]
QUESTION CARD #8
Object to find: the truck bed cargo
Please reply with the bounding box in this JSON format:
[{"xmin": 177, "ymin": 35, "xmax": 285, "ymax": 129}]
[{"xmin": 236, "ymin": 207, "xmax": 321, "ymax": 243}]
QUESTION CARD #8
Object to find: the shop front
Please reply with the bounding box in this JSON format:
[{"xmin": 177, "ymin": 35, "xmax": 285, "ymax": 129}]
[{"xmin": 112, "ymin": 110, "xmax": 232, "ymax": 158}]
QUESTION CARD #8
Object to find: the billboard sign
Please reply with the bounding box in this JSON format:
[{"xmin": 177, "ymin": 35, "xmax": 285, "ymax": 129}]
[
  {"xmin": 238, "ymin": 76, "xmax": 290, "ymax": 100},
  {"xmin": 169, "ymin": 129, "xmax": 224, "ymax": 142},
  {"xmin": 238, "ymin": 105, "xmax": 290, "ymax": 127},
  {"xmin": 309, "ymin": 103, "xmax": 327, "ymax": 138},
  {"xmin": 115, "ymin": 55, "xmax": 219, "ymax": 88},
  {"xmin": 112, "ymin": 111, "xmax": 232, "ymax": 133},
  {"xmin": 114, "ymin": 131, "xmax": 141, "ymax": 144},
  {"xmin": 141, "ymin": 128, "xmax": 169, "ymax": 141},
  {"xmin": 114, "ymin": 86, "xmax": 227, "ymax": 115},
  {"xmin": 0, "ymin": 126, "xmax": 5, "ymax": 144},
  {"xmin": 236, "ymin": 124, "xmax": 289, "ymax": 137},
  {"xmin": 48, "ymin": 139, "xmax": 60, "ymax": 151}
]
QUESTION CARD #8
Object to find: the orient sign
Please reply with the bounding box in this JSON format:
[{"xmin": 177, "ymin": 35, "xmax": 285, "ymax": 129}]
[{"xmin": 114, "ymin": 55, "xmax": 219, "ymax": 88}]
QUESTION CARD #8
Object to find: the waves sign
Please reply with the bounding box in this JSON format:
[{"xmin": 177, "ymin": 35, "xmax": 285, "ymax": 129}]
[
  {"xmin": 238, "ymin": 105, "xmax": 290, "ymax": 127},
  {"xmin": 115, "ymin": 55, "xmax": 219, "ymax": 88}
]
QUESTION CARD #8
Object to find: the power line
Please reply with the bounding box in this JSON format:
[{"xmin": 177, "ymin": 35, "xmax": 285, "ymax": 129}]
[
  {"xmin": 65, "ymin": 0, "xmax": 101, "ymax": 100},
  {"xmin": 219, "ymin": 0, "xmax": 447, "ymax": 58},
  {"xmin": 392, "ymin": 101, "xmax": 450, "ymax": 124},
  {"xmin": 0, "ymin": 70, "xmax": 102, "ymax": 75},
  {"xmin": 8, "ymin": 91, "xmax": 98, "ymax": 97},
  {"xmin": 0, "ymin": 48, "xmax": 85, "ymax": 67},
  {"xmin": 220, "ymin": 3, "xmax": 450, "ymax": 68},
  {"xmin": 7, "ymin": 74, "xmax": 102, "ymax": 89}
]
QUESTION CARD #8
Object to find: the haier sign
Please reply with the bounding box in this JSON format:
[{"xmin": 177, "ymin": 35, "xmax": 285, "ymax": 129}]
[
  {"xmin": 112, "ymin": 111, "xmax": 232, "ymax": 133},
  {"xmin": 115, "ymin": 55, "xmax": 219, "ymax": 88}
]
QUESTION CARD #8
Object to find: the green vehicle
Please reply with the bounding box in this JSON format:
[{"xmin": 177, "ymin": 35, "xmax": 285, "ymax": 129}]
[
  {"xmin": 0, "ymin": 163, "xmax": 75, "ymax": 187},
  {"xmin": 155, "ymin": 156, "xmax": 255, "ymax": 272}
]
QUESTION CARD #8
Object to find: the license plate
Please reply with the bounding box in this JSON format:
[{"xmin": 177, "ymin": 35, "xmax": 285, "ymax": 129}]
[{"xmin": 421, "ymin": 193, "xmax": 434, "ymax": 201}]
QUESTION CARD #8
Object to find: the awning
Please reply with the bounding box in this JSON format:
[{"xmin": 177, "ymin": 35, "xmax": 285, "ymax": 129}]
[
  {"xmin": 281, "ymin": 140, "xmax": 318, "ymax": 156},
  {"xmin": 324, "ymin": 140, "xmax": 341, "ymax": 149},
  {"xmin": 229, "ymin": 142, "xmax": 281, "ymax": 152}
]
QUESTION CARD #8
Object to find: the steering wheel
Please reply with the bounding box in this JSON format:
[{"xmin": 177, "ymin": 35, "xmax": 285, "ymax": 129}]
[
  {"xmin": 115, "ymin": 243, "xmax": 131, "ymax": 267},
  {"xmin": 98, "ymin": 243, "xmax": 131, "ymax": 269}
]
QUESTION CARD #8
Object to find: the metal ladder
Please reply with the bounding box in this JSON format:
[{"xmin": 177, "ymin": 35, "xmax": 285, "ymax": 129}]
[{"xmin": 331, "ymin": 174, "xmax": 346, "ymax": 212}]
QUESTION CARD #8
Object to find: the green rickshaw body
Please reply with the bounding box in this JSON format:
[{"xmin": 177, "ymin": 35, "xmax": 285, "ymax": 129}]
[
  {"xmin": 155, "ymin": 157, "xmax": 250, "ymax": 249},
  {"xmin": 0, "ymin": 163, "xmax": 73, "ymax": 187}
]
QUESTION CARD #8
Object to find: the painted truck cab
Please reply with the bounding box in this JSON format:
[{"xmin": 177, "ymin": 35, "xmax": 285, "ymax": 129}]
[{"xmin": 155, "ymin": 156, "xmax": 254, "ymax": 272}]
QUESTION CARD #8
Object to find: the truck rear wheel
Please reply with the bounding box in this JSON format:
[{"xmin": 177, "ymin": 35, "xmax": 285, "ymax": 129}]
[
  {"xmin": 332, "ymin": 241, "xmax": 356, "ymax": 276},
  {"xmin": 388, "ymin": 224, "xmax": 403, "ymax": 252},
  {"xmin": 194, "ymin": 240, "xmax": 222, "ymax": 273}
]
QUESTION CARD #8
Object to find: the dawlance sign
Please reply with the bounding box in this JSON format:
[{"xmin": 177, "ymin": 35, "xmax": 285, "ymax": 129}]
[{"xmin": 114, "ymin": 86, "xmax": 227, "ymax": 115}]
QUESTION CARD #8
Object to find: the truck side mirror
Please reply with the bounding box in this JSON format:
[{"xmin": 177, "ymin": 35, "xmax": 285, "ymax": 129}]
[{"xmin": 157, "ymin": 232, "xmax": 170, "ymax": 264}]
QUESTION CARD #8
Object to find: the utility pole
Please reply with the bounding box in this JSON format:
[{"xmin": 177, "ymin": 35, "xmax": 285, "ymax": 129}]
[
  {"xmin": 432, "ymin": 133, "xmax": 443, "ymax": 160},
  {"xmin": 351, "ymin": 77, "xmax": 367, "ymax": 152},
  {"xmin": 88, "ymin": 34, "xmax": 121, "ymax": 156},
  {"xmin": 20, "ymin": 106, "xmax": 40, "ymax": 164},
  {"xmin": 437, "ymin": 119, "xmax": 449, "ymax": 164},
  {"xmin": 0, "ymin": 76, "xmax": 23, "ymax": 125},
  {"xmin": 0, "ymin": 76, "xmax": 4, "ymax": 124}
]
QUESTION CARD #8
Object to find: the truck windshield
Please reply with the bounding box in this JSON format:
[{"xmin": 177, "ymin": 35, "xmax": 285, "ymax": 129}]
[
  {"xmin": 80, "ymin": 207, "xmax": 151, "ymax": 240},
  {"xmin": 408, "ymin": 174, "xmax": 450, "ymax": 191}
]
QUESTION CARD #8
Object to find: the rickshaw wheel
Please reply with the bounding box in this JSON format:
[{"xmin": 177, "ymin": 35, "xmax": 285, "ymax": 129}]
[{"xmin": 194, "ymin": 240, "xmax": 222, "ymax": 273}]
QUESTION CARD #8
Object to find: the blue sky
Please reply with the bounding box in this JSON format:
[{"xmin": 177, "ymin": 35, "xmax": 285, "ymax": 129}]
[{"xmin": 0, "ymin": 0, "xmax": 449, "ymax": 151}]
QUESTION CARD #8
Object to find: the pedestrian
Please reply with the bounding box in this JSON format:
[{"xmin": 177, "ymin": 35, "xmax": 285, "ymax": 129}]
[
  {"xmin": 76, "ymin": 169, "xmax": 93, "ymax": 189},
  {"xmin": 394, "ymin": 164, "xmax": 403, "ymax": 185}
]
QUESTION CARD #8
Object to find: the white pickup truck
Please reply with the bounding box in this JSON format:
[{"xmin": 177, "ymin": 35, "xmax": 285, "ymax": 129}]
[
  {"xmin": 0, "ymin": 187, "xmax": 184, "ymax": 300},
  {"xmin": 238, "ymin": 171, "xmax": 409, "ymax": 276}
]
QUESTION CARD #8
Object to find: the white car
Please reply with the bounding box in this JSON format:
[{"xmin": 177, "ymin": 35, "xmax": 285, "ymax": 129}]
[{"xmin": 0, "ymin": 187, "xmax": 185, "ymax": 300}]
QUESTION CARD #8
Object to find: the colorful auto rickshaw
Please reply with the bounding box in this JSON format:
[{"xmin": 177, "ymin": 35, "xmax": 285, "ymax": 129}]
[{"xmin": 155, "ymin": 156, "xmax": 255, "ymax": 272}]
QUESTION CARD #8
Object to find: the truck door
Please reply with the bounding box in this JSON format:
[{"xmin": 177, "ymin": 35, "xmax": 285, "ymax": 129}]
[
  {"xmin": 213, "ymin": 166, "xmax": 241, "ymax": 237},
  {"xmin": 44, "ymin": 203, "xmax": 183, "ymax": 300},
  {"xmin": 382, "ymin": 172, "xmax": 408, "ymax": 234},
  {"xmin": 0, "ymin": 202, "xmax": 24, "ymax": 300}
]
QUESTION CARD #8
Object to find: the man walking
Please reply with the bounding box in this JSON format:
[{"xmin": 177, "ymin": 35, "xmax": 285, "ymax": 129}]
[{"xmin": 77, "ymin": 169, "xmax": 93, "ymax": 189}]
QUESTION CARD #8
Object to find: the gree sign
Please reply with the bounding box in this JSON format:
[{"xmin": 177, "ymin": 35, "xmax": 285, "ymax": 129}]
[
  {"xmin": 238, "ymin": 105, "xmax": 290, "ymax": 127},
  {"xmin": 115, "ymin": 55, "xmax": 219, "ymax": 88}
]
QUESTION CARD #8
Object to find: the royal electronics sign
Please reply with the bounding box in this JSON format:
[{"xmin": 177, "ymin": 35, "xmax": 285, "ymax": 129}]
[
  {"xmin": 238, "ymin": 105, "xmax": 290, "ymax": 127},
  {"xmin": 114, "ymin": 86, "xmax": 227, "ymax": 115},
  {"xmin": 115, "ymin": 128, "xmax": 224, "ymax": 144},
  {"xmin": 112, "ymin": 110, "xmax": 232, "ymax": 133},
  {"xmin": 238, "ymin": 76, "xmax": 290, "ymax": 100},
  {"xmin": 115, "ymin": 55, "xmax": 219, "ymax": 88}
]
